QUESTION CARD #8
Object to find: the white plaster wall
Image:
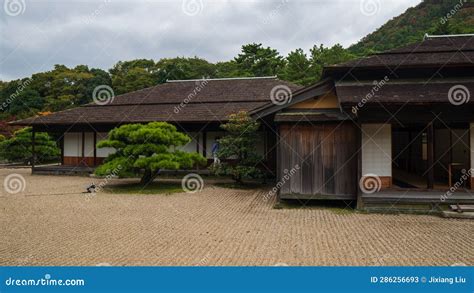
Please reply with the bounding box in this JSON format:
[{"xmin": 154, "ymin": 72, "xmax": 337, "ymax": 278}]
[
  {"xmin": 63, "ymin": 132, "xmax": 82, "ymax": 157},
  {"xmin": 83, "ymin": 132, "xmax": 95, "ymax": 157},
  {"xmin": 96, "ymin": 132, "xmax": 116, "ymax": 158},
  {"xmin": 471, "ymin": 123, "xmax": 474, "ymax": 175},
  {"xmin": 177, "ymin": 132, "xmax": 199, "ymax": 154},
  {"xmin": 361, "ymin": 124, "xmax": 392, "ymax": 177}
]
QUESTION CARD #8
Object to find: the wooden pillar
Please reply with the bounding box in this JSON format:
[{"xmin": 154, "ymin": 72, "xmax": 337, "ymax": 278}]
[
  {"xmin": 275, "ymin": 125, "xmax": 281, "ymax": 202},
  {"xmin": 81, "ymin": 131, "xmax": 85, "ymax": 166},
  {"xmin": 93, "ymin": 132, "xmax": 97, "ymax": 166},
  {"xmin": 60, "ymin": 134, "xmax": 64, "ymax": 165},
  {"xmin": 356, "ymin": 122, "xmax": 364, "ymax": 210},
  {"xmin": 202, "ymin": 132, "xmax": 207, "ymax": 158},
  {"xmin": 31, "ymin": 127, "xmax": 36, "ymax": 171},
  {"xmin": 427, "ymin": 122, "xmax": 434, "ymax": 189}
]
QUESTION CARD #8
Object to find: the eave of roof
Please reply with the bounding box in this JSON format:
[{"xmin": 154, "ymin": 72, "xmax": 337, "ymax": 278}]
[{"xmin": 10, "ymin": 77, "xmax": 302, "ymax": 127}]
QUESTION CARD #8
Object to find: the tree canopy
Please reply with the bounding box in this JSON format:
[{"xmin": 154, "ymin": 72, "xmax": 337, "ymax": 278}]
[
  {"xmin": 210, "ymin": 111, "xmax": 264, "ymax": 184},
  {"xmin": 0, "ymin": 127, "xmax": 60, "ymax": 164},
  {"xmin": 95, "ymin": 122, "xmax": 206, "ymax": 184}
]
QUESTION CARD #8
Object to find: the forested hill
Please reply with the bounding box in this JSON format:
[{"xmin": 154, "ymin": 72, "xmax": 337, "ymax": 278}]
[{"xmin": 349, "ymin": 0, "xmax": 474, "ymax": 55}]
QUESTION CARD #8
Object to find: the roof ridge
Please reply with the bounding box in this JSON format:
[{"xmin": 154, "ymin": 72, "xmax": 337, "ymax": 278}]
[{"xmin": 166, "ymin": 76, "xmax": 277, "ymax": 82}]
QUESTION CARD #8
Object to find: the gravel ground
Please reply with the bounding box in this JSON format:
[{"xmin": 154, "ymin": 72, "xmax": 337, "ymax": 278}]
[{"xmin": 0, "ymin": 168, "xmax": 472, "ymax": 266}]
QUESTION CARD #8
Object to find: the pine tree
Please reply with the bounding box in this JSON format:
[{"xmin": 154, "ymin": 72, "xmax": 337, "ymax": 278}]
[
  {"xmin": 95, "ymin": 122, "xmax": 206, "ymax": 185},
  {"xmin": 211, "ymin": 112, "xmax": 264, "ymax": 184}
]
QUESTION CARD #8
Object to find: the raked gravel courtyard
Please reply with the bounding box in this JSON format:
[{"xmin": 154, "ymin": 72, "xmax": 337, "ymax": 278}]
[{"xmin": 0, "ymin": 168, "xmax": 472, "ymax": 266}]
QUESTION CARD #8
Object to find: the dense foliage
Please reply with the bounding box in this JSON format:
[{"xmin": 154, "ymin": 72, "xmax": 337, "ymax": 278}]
[
  {"xmin": 0, "ymin": 127, "xmax": 60, "ymax": 164},
  {"xmin": 210, "ymin": 112, "xmax": 264, "ymax": 184},
  {"xmin": 95, "ymin": 122, "xmax": 206, "ymax": 184},
  {"xmin": 349, "ymin": 0, "xmax": 474, "ymax": 55}
]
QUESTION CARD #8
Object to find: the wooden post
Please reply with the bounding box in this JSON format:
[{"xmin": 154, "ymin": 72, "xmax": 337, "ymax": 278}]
[
  {"xmin": 31, "ymin": 127, "xmax": 36, "ymax": 171},
  {"xmin": 93, "ymin": 132, "xmax": 97, "ymax": 166},
  {"xmin": 60, "ymin": 134, "xmax": 64, "ymax": 165},
  {"xmin": 427, "ymin": 122, "xmax": 434, "ymax": 189},
  {"xmin": 81, "ymin": 131, "xmax": 85, "ymax": 166},
  {"xmin": 356, "ymin": 122, "xmax": 364, "ymax": 210},
  {"xmin": 202, "ymin": 132, "xmax": 207, "ymax": 158}
]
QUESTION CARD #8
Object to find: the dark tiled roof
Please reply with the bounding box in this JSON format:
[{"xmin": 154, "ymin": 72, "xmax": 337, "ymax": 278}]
[
  {"xmin": 336, "ymin": 79, "xmax": 474, "ymax": 104},
  {"xmin": 12, "ymin": 77, "xmax": 301, "ymax": 126},
  {"xmin": 91, "ymin": 77, "xmax": 299, "ymax": 105},
  {"xmin": 326, "ymin": 36, "xmax": 474, "ymax": 71}
]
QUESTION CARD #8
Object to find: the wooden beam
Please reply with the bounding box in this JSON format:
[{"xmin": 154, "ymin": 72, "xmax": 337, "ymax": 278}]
[{"xmin": 427, "ymin": 122, "xmax": 434, "ymax": 189}]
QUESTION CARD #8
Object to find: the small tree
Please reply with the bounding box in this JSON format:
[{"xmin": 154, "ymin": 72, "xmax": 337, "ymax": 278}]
[
  {"xmin": 211, "ymin": 111, "xmax": 264, "ymax": 184},
  {"xmin": 0, "ymin": 127, "xmax": 60, "ymax": 164},
  {"xmin": 95, "ymin": 122, "xmax": 206, "ymax": 185}
]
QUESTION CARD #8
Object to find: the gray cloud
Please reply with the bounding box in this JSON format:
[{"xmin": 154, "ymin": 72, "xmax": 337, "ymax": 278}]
[{"xmin": 0, "ymin": 0, "xmax": 421, "ymax": 80}]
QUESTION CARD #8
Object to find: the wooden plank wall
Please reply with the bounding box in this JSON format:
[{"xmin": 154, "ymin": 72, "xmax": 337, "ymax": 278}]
[{"xmin": 279, "ymin": 123, "xmax": 358, "ymax": 198}]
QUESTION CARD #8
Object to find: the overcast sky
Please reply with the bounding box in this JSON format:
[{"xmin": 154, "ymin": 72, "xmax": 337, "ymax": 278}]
[{"xmin": 0, "ymin": 0, "xmax": 422, "ymax": 81}]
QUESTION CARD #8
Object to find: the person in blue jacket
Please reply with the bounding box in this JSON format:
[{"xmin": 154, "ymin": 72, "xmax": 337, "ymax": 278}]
[{"xmin": 211, "ymin": 137, "xmax": 221, "ymax": 165}]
